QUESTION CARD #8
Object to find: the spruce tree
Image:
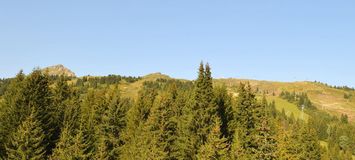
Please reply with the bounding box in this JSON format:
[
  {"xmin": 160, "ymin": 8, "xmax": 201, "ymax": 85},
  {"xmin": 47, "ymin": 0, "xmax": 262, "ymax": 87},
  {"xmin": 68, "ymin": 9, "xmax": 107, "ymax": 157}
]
[
  {"xmin": 22, "ymin": 70, "xmax": 56, "ymax": 154},
  {"xmin": 94, "ymin": 88, "xmax": 128, "ymax": 159},
  {"xmin": 51, "ymin": 123, "xmax": 92, "ymax": 160},
  {"xmin": 5, "ymin": 110, "xmax": 46, "ymax": 160},
  {"xmin": 51, "ymin": 98, "xmax": 81, "ymax": 160},
  {"xmin": 214, "ymin": 85, "xmax": 234, "ymax": 140},
  {"xmin": 192, "ymin": 62, "xmax": 216, "ymax": 149},
  {"xmin": 254, "ymin": 98, "xmax": 277, "ymax": 160},
  {"xmin": 71, "ymin": 127, "xmax": 92, "ymax": 160},
  {"xmin": 120, "ymin": 86, "xmax": 158, "ymax": 159},
  {"xmin": 0, "ymin": 71, "xmax": 25, "ymax": 158},
  {"xmin": 298, "ymin": 126, "xmax": 321, "ymax": 160},
  {"xmin": 196, "ymin": 117, "xmax": 229, "ymax": 160},
  {"xmin": 231, "ymin": 83, "xmax": 258, "ymax": 158},
  {"xmin": 50, "ymin": 125, "xmax": 74, "ymax": 160},
  {"xmin": 139, "ymin": 84, "xmax": 179, "ymax": 159},
  {"xmin": 173, "ymin": 90, "xmax": 197, "ymax": 159}
]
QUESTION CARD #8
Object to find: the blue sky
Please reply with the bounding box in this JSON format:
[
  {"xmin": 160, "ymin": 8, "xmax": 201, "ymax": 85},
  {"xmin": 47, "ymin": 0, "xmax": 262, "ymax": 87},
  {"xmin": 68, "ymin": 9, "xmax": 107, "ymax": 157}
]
[{"xmin": 0, "ymin": 1, "xmax": 354, "ymax": 87}]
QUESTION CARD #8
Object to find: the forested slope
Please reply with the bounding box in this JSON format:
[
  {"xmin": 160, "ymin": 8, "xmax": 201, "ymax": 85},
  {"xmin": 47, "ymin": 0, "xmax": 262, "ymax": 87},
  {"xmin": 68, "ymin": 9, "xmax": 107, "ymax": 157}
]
[{"xmin": 0, "ymin": 64, "xmax": 354, "ymax": 159}]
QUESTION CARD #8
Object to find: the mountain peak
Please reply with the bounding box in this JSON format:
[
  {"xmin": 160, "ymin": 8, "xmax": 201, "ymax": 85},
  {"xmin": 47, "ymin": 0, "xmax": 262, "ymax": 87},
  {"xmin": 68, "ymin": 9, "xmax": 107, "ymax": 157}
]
[{"xmin": 42, "ymin": 64, "xmax": 76, "ymax": 77}]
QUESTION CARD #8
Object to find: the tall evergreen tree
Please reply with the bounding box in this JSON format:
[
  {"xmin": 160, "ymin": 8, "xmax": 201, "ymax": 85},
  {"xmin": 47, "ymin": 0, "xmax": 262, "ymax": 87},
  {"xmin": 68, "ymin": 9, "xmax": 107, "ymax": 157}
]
[
  {"xmin": 231, "ymin": 83, "xmax": 258, "ymax": 159},
  {"xmin": 120, "ymin": 85, "xmax": 158, "ymax": 159},
  {"xmin": 196, "ymin": 117, "xmax": 229, "ymax": 160},
  {"xmin": 214, "ymin": 85, "xmax": 234, "ymax": 140},
  {"xmin": 298, "ymin": 125, "xmax": 321, "ymax": 160},
  {"xmin": 71, "ymin": 127, "xmax": 92, "ymax": 160},
  {"xmin": 94, "ymin": 88, "xmax": 128, "ymax": 159},
  {"xmin": 5, "ymin": 109, "xmax": 46, "ymax": 160},
  {"xmin": 51, "ymin": 98, "xmax": 81, "ymax": 160},
  {"xmin": 51, "ymin": 123, "xmax": 92, "ymax": 160},
  {"xmin": 0, "ymin": 71, "xmax": 25, "ymax": 158},
  {"xmin": 254, "ymin": 97, "xmax": 277, "ymax": 160},
  {"xmin": 50, "ymin": 125, "xmax": 74, "ymax": 160},
  {"xmin": 22, "ymin": 70, "xmax": 57, "ymax": 155},
  {"xmin": 173, "ymin": 90, "xmax": 197, "ymax": 159},
  {"xmin": 139, "ymin": 84, "xmax": 180, "ymax": 159},
  {"xmin": 191, "ymin": 62, "xmax": 216, "ymax": 150}
]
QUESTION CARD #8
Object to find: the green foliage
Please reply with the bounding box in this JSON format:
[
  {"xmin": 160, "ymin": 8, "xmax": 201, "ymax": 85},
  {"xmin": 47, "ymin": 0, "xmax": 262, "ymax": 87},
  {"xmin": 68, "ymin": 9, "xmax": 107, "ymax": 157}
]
[
  {"xmin": 93, "ymin": 88, "xmax": 129, "ymax": 159},
  {"xmin": 341, "ymin": 114, "xmax": 349, "ymax": 124},
  {"xmin": 344, "ymin": 93, "xmax": 352, "ymax": 99},
  {"xmin": 214, "ymin": 85, "xmax": 234, "ymax": 140},
  {"xmin": 298, "ymin": 126, "xmax": 321, "ymax": 160},
  {"xmin": 231, "ymin": 83, "xmax": 258, "ymax": 158},
  {"xmin": 279, "ymin": 91, "xmax": 315, "ymax": 110},
  {"xmin": 5, "ymin": 110, "xmax": 46, "ymax": 160},
  {"xmin": 0, "ymin": 71, "xmax": 26, "ymax": 157},
  {"xmin": 1, "ymin": 64, "xmax": 354, "ymax": 159},
  {"xmin": 196, "ymin": 117, "xmax": 229, "ymax": 160},
  {"xmin": 191, "ymin": 63, "xmax": 217, "ymax": 148}
]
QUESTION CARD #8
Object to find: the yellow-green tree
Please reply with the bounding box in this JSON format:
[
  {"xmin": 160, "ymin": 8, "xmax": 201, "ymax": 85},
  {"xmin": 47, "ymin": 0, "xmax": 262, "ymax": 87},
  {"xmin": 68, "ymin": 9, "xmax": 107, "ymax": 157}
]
[
  {"xmin": 197, "ymin": 117, "xmax": 229, "ymax": 160},
  {"xmin": 5, "ymin": 110, "xmax": 46, "ymax": 160}
]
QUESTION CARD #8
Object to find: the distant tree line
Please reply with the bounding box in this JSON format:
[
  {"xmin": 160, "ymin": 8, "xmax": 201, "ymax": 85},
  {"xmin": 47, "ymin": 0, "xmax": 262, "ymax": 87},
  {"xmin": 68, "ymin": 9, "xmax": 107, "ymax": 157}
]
[
  {"xmin": 279, "ymin": 91, "xmax": 316, "ymax": 110},
  {"xmin": 75, "ymin": 74, "xmax": 141, "ymax": 87},
  {"xmin": 314, "ymin": 81, "xmax": 355, "ymax": 91}
]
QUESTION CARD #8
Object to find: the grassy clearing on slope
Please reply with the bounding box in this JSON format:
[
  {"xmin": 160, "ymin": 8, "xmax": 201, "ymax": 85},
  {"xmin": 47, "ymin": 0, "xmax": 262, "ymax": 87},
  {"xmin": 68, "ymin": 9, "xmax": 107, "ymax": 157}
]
[
  {"xmin": 118, "ymin": 73, "xmax": 172, "ymax": 99},
  {"xmin": 215, "ymin": 78, "xmax": 355, "ymax": 122},
  {"xmin": 266, "ymin": 96, "xmax": 309, "ymax": 122}
]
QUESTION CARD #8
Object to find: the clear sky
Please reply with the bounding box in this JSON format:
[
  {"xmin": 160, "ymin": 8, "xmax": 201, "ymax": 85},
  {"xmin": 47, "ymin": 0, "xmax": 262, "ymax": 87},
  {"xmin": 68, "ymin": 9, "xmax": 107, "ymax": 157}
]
[{"xmin": 0, "ymin": 1, "xmax": 354, "ymax": 87}]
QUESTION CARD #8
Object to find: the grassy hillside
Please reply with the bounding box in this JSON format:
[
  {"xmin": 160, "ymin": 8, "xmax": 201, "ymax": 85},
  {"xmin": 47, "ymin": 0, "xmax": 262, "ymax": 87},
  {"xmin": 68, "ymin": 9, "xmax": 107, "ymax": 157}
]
[
  {"xmin": 266, "ymin": 96, "xmax": 309, "ymax": 122},
  {"xmin": 215, "ymin": 78, "xmax": 355, "ymax": 122},
  {"xmin": 118, "ymin": 72, "xmax": 172, "ymax": 98},
  {"xmin": 75, "ymin": 73, "xmax": 354, "ymax": 123}
]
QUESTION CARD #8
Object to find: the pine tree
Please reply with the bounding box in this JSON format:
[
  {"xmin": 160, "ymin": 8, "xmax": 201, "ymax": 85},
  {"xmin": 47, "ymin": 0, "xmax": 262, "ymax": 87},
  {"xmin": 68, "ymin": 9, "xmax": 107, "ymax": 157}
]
[
  {"xmin": 192, "ymin": 62, "xmax": 216, "ymax": 149},
  {"xmin": 51, "ymin": 97, "xmax": 81, "ymax": 160},
  {"xmin": 22, "ymin": 70, "xmax": 57, "ymax": 154},
  {"xmin": 254, "ymin": 98, "xmax": 277, "ymax": 160},
  {"xmin": 231, "ymin": 83, "xmax": 258, "ymax": 158},
  {"xmin": 173, "ymin": 90, "xmax": 197, "ymax": 159},
  {"xmin": 120, "ymin": 86, "xmax": 158, "ymax": 159},
  {"xmin": 71, "ymin": 128, "xmax": 92, "ymax": 160},
  {"xmin": 50, "ymin": 125, "xmax": 74, "ymax": 160},
  {"xmin": 298, "ymin": 126, "xmax": 321, "ymax": 160},
  {"xmin": 0, "ymin": 71, "xmax": 25, "ymax": 158},
  {"xmin": 5, "ymin": 110, "xmax": 46, "ymax": 160},
  {"xmin": 214, "ymin": 85, "xmax": 234, "ymax": 140},
  {"xmin": 94, "ymin": 87, "xmax": 128, "ymax": 159},
  {"xmin": 51, "ymin": 122, "xmax": 92, "ymax": 160},
  {"xmin": 196, "ymin": 117, "xmax": 229, "ymax": 160},
  {"xmin": 51, "ymin": 75, "xmax": 76, "ymax": 154},
  {"xmin": 139, "ymin": 84, "xmax": 180, "ymax": 159}
]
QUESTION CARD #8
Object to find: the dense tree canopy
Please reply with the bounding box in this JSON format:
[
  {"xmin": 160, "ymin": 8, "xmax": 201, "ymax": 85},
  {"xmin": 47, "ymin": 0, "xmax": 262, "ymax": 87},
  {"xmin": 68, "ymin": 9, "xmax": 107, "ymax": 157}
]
[{"xmin": 0, "ymin": 64, "xmax": 353, "ymax": 159}]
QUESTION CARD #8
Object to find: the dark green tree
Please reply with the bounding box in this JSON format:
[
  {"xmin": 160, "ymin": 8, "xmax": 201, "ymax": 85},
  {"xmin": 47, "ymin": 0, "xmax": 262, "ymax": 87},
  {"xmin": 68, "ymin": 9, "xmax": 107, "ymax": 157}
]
[
  {"xmin": 22, "ymin": 70, "xmax": 57, "ymax": 154},
  {"xmin": 191, "ymin": 62, "xmax": 216, "ymax": 149},
  {"xmin": 0, "ymin": 71, "xmax": 25, "ymax": 157},
  {"xmin": 231, "ymin": 83, "xmax": 258, "ymax": 159},
  {"xmin": 214, "ymin": 85, "xmax": 234, "ymax": 140}
]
